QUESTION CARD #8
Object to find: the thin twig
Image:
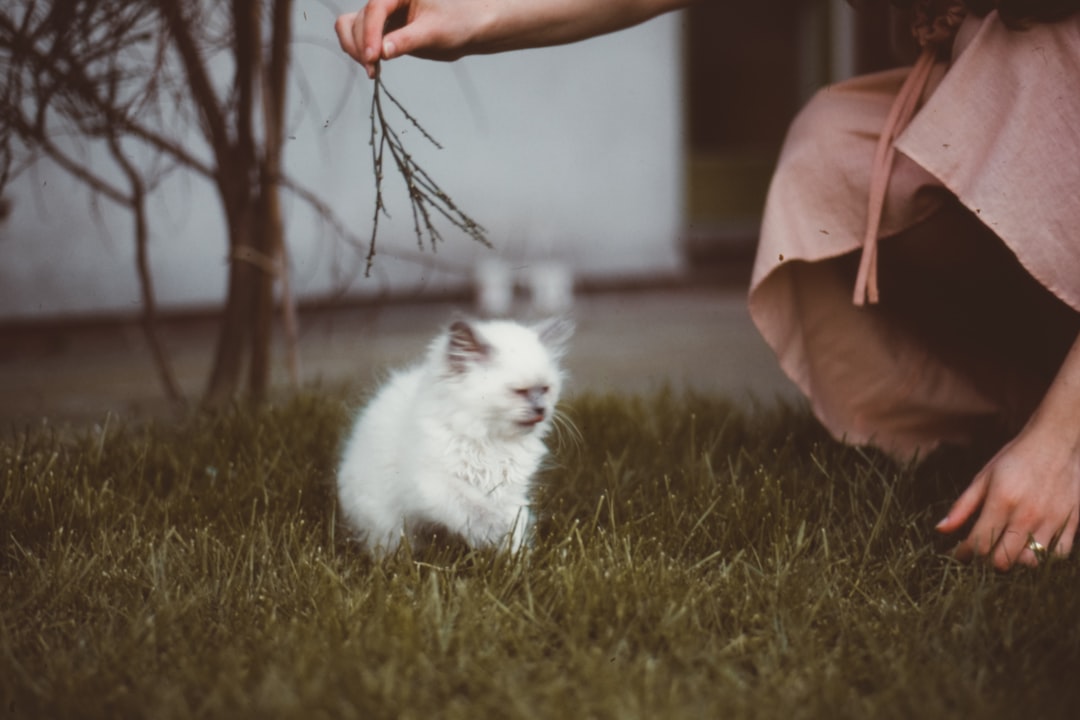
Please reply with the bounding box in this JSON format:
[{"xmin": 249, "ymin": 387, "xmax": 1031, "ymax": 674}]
[{"xmin": 365, "ymin": 74, "xmax": 490, "ymax": 276}]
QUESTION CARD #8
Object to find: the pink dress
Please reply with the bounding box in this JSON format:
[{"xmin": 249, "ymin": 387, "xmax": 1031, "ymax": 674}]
[{"xmin": 748, "ymin": 11, "xmax": 1080, "ymax": 458}]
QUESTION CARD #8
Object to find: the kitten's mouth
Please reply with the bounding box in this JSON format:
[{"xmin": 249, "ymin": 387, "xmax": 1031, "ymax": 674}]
[{"xmin": 517, "ymin": 415, "xmax": 545, "ymax": 429}]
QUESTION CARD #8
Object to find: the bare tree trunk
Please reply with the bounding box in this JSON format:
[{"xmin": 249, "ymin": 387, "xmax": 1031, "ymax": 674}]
[
  {"xmin": 268, "ymin": 0, "xmax": 299, "ymax": 388},
  {"xmin": 203, "ymin": 0, "xmax": 265, "ymax": 407},
  {"xmin": 204, "ymin": 189, "xmax": 259, "ymax": 406},
  {"xmin": 249, "ymin": 0, "xmax": 295, "ymax": 401},
  {"xmin": 246, "ymin": 0, "xmax": 272, "ymax": 402},
  {"xmin": 107, "ymin": 133, "xmax": 183, "ymax": 406},
  {"xmin": 248, "ymin": 184, "xmax": 276, "ymax": 402}
]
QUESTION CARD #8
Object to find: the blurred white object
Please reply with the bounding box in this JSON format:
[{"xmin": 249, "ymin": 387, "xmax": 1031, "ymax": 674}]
[
  {"xmin": 526, "ymin": 262, "xmax": 574, "ymax": 315},
  {"xmin": 474, "ymin": 258, "xmax": 514, "ymax": 317}
]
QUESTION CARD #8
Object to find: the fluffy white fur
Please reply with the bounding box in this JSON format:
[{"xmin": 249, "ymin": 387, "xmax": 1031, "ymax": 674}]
[{"xmin": 336, "ymin": 318, "xmax": 571, "ymax": 555}]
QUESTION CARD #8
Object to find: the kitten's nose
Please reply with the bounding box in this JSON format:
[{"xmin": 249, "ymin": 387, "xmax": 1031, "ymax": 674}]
[{"xmin": 522, "ymin": 406, "xmax": 545, "ymax": 426}]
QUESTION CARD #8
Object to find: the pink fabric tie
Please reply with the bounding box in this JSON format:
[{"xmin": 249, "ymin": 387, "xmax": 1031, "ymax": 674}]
[
  {"xmin": 852, "ymin": 47, "xmax": 937, "ymax": 306},
  {"xmin": 853, "ymin": 0, "xmax": 967, "ymax": 306}
]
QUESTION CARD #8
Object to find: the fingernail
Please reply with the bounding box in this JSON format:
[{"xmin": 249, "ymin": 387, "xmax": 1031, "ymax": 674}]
[
  {"xmin": 383, "ymin": 39, "xmax": 396, "ymax": 58},
  {"xmin": 935, "ymin": 515, "xmax": 949, "ymax": 530},
  {"xmin": 363, "ymin": 45, "xmax": 377, "ymax": 62}
]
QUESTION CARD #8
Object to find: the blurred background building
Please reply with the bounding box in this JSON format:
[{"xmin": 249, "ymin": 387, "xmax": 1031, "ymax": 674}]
[{"xmin": 0, "ymin": 0, "xmax": 899, "ymax": 322}]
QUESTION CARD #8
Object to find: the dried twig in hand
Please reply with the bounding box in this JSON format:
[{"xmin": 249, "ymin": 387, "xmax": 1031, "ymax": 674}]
[{"xmin": 366, "ymin": 75, "xmax": 490, "ymax": 276}]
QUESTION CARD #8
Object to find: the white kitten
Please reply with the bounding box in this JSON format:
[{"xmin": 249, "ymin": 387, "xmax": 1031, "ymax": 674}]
[{"xmin": 336, "ymin": 318, "xmax": 572, "ymax": 555}]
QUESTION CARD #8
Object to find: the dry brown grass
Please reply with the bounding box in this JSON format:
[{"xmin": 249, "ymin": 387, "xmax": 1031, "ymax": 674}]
[{"xmin": 3, "ymin": 390, "xmax": 1078, "ymax": 718}]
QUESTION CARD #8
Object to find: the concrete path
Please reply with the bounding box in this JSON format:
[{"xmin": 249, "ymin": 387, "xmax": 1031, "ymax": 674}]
[{"xmin": 0, "ymin": 284, "xmax": 801, "ymax": 428}]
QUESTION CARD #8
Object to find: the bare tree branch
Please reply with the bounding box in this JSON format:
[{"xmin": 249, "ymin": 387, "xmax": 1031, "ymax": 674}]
[
  {"xmin": 107, "ymin": 131, "xmax": 183, "ymax": 407},
  {"xmin": 157, "ymin": 1, "xmax": 233, "ymax": 176},
  {"xmin": 366, "ymin": 75, "xmax": 491, "ymax": 276},
  {"xmin": 11, "ymin": 124, "xmax": 130, "ymax": 204}
]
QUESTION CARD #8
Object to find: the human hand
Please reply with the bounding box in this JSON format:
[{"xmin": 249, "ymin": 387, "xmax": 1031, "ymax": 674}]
[
  {"xmin": 935, "ymin": 419, "xmax": 1080, "ymax": 570},
  {"xmin": 335, "ymin": 0, "xmax": 694, "ymax": 79},
  {"xmin": 335, "ymin": 0, "xmax": 495, "ymax": 79}
]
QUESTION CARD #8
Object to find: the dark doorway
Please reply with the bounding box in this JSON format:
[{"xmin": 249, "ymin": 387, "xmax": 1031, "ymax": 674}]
[{"xmin": 682, "ymin": 1, "xmax": 838, "ymax": 270}]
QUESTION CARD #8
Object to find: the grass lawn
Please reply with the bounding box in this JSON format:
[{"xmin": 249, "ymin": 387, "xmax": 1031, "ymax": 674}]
[{"xmin": 2, "ymin": 390, "xmax": 1078, "ymax": 719}]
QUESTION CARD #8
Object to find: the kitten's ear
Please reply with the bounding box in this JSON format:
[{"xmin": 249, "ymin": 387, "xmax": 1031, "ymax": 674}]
[
  {"xmin": 446, "ymin": 320, "xmax": 491, "ymax": 373},
  {"xmin": 534, "ymin": 317, "xmax": 574, "ymax": 355}
]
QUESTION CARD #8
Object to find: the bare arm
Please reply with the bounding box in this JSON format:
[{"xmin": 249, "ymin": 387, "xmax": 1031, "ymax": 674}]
[
  {"xmin": 937, "ymin": 330, "xmax": 1080, "ymax": 569},
  {"xmin": 336, "ymin": 0, "xmax": 695, "ymax": 78}
]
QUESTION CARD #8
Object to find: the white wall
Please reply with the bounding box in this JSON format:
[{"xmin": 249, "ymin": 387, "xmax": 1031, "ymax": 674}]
[{"xmin": 0, "ymin": 4, "xmax": 685, "ymax": 320}]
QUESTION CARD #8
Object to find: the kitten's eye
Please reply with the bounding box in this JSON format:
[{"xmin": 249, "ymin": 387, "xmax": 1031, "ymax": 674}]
[{"xmin": 514, "ymin": 386, "xmax": 550, "ymax": 398}]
